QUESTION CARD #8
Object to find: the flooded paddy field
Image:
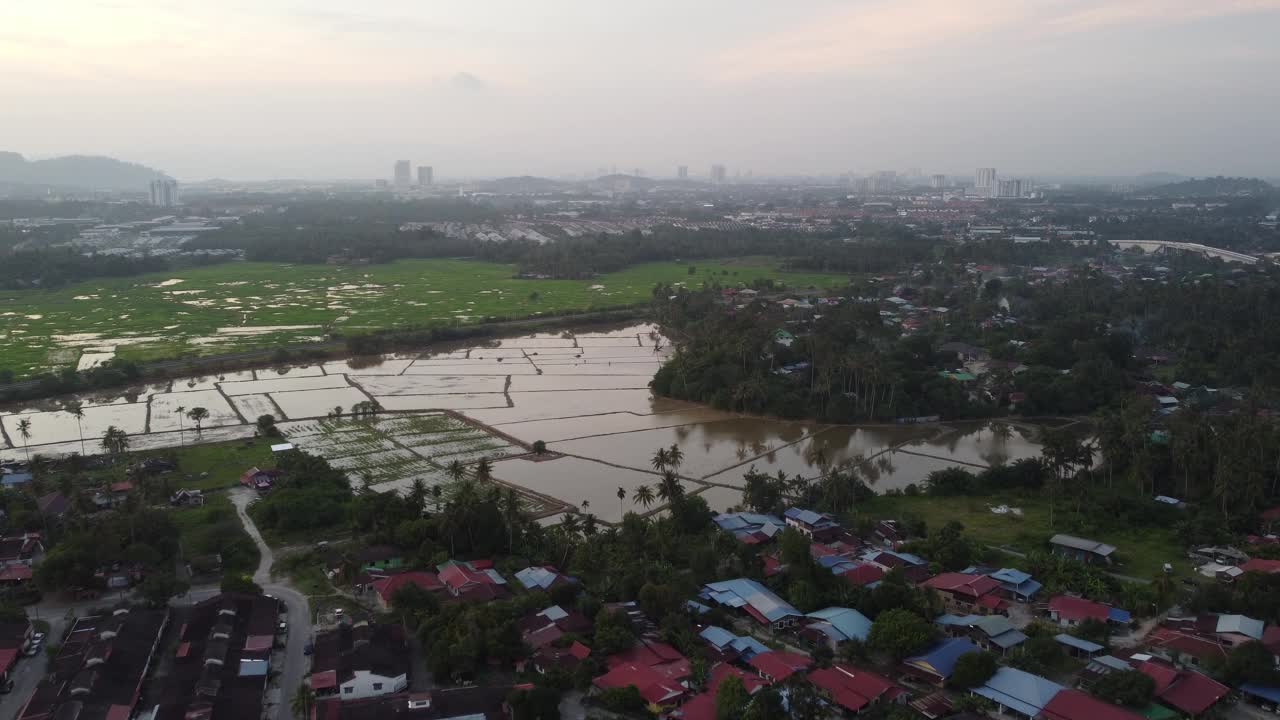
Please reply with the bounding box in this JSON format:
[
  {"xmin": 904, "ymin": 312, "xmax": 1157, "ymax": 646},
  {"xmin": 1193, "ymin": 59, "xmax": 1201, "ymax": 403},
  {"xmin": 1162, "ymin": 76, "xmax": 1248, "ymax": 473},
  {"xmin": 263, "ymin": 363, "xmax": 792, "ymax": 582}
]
[{"xmin": 0, "ymin": 322, "xmax": 1060, "ymax": 524}]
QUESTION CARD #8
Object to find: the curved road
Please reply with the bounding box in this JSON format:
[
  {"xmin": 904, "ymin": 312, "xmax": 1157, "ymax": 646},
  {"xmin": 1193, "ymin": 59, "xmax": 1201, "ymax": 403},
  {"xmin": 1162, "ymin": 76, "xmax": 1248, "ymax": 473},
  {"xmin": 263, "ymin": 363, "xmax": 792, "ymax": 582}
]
[{"xmin": 231, "ymin": 488, "xmax": 310, "ymax": 720}]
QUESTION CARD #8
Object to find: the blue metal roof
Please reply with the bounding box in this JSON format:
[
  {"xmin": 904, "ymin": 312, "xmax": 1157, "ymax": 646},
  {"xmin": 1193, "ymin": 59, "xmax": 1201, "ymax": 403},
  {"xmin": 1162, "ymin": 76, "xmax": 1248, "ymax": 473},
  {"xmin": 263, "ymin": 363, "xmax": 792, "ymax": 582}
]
[
  {"xmin": 1108, "ymin": 607, "xmax": 1132, "ymax": 623},
  {"xmin": 1054, "ymin": 633, "xmax": 1104, "ymax": 653},
  {"xmin": 729, "ymin": 635, "xmax": 770, "ymax": 659},
  {"xmin": 784, "ymin": 507, "xmax": 835, "ymax": 527},
  {"xmin": 699, "ymin": 625, "xmax": 736, "ymax": 649},
  {"xmin": 1241, "ymin": 684, "xmax": 1280, "ymax": 703},
  {"xmin": 805, "ymin": 607, "xmax": 871, "ymax": 642},
  {"xmin": 701, "ymin": 578, "xmax": 802, "ymax": 623},
  {"xmin": 906, "ymin": 637, "xmax": 979, "ymax": 678},
  {"xmin": 991, "ymin": 568, "xmax": 1032, "ymax": 584},
  {"xmin": 686, "ymin": 600, "xmax": 712, "ymax": 615},
  {"xmin": 972, "ymin": 667, "xmax": 1064, "ymax": 717}
]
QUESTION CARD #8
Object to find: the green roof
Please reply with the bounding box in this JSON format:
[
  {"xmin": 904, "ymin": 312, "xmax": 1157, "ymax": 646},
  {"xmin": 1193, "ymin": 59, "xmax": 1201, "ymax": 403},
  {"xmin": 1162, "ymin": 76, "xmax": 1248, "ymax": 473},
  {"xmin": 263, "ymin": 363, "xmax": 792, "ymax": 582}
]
[{"xmin": 1142, "ymin": 703, "xmax": 1178, "ymax": 720}]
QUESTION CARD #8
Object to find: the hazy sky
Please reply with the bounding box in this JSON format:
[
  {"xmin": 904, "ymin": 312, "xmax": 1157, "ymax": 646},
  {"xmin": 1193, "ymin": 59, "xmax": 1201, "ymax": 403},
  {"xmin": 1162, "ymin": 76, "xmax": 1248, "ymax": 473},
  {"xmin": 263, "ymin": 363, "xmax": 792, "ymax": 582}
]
[{"xmin": 4, "ymin": 0, "xmax": 1279, "ymax": 180}]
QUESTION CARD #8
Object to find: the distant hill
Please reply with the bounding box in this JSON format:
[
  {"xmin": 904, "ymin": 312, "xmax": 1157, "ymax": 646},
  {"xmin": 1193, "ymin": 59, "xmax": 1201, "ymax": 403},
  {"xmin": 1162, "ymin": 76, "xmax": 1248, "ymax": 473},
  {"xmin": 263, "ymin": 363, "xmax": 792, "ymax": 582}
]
[
  {"xmin": 0, "ymin": 151, "xmax": 169, "ymax": 191},
  {"xmin": 1133, "ymin": 171, "xmax": 1187, "ymax": 187},
  {"xmin": 1146, "ymin": 176, "xmax": 1274, "ymax": 198},
  {"xmin": 476, "ymin": 175, "xmax": 568, "ymax": 194}
]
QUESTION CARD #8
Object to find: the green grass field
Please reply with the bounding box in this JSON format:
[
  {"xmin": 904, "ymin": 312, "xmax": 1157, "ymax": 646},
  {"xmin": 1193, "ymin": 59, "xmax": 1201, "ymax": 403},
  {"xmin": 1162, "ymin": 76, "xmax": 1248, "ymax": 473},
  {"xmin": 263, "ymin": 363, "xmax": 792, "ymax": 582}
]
[
  {"xmin": 72, "ymin": 437, "xmax": 278, "ymax": 492},
  {"xmin": 860, "ymin": 493, "xmax": 1190, "ymax": 579},
  {"xmin": 0, "ymin": 257, "xmax": 850, "ymax": 377}
]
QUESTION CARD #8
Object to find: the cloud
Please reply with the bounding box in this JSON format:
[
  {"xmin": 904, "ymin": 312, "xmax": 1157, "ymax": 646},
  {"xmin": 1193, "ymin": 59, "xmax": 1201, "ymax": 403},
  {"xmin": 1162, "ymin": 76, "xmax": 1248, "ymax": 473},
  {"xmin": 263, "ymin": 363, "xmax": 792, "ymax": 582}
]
[{"xmin": 451, "ymin": 72, "xmax": 487, "ymax": 91}]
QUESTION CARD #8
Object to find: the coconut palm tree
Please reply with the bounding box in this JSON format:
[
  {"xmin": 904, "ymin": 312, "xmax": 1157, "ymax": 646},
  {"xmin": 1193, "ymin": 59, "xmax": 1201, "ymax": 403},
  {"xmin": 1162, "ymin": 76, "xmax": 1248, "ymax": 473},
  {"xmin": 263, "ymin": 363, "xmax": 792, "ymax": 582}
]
[
  {"xmin": 431, "ymin": 484, "xmax": 443, "ymax": 512},
  {"xmin": 666, "ymin": 444, "xmax": 684, "ymax": 472},
  {"xmin": 473, "ymin": 457, "xmax": 493, "ymax": 482},
  {"xmin": 16, "ymin": 418, "xmax": 32, "ymax": 464},
  {"xmin": 446, "ymin": 460, "xmax": 466, "ymax": 482},
  {"xmin": 650, "ymin": 447, "xmax": 670, "ymax": 472},
  {"xmin": 187, "ymin": 407, "xmax": 210, "ymax": 436},
  {"xmin": 657, "ymin": 470, "xmax": 684, "ymax": 503},
  {"xmin": 101, "ymin": 425, "xmax": 129, "ymax": 463},
  {"xmin": 68, "ymin": 404, "xmax": 87, "ymax": 456},
  {"xmin": 175, "ymin": 405, "xmax": 186, "ymax": 446},
  {"xmin": 616, "ymin": 486, "xmax": 626, "ymax": 517},
  {"xmin": 633, "ymin": 484, "xmax": 655, "ymax": 510}
]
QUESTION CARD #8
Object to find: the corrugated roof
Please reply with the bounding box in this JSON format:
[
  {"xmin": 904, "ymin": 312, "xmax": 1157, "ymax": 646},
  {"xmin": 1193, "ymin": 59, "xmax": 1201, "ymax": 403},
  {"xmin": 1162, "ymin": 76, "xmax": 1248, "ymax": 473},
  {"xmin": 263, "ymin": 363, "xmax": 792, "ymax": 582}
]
[
  {"xmin": 805, "ymin": 607, "xmax": 871, "ymax": 642},
  {"xmin": 1215, "ymin": 614, "xmax": 1264, "ymax": 639},
  {"xmin": 1055, "ymin": 634, "xmax": 1104, "ymax": 653},
  {"xmin": 1050, "ymin": 534, "xmax": 1117, "ymax": 556},
  {"xmin": 973, "ymin": 667, "xmax": 1064, "ymax": 717},
  {"xmin": 701, "ymin": 579, "xmax": 801, "ymax": 623},
  {"xmin": 906, "ymin": 637, "xmax": 978, "ymax": 678}
]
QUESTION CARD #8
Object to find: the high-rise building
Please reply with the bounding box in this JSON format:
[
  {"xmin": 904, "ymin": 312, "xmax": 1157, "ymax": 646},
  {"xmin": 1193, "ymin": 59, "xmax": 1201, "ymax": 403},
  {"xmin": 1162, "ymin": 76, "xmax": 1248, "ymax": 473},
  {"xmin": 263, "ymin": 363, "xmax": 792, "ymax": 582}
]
[
  {"xmin": 394, "ymin": 160, "xmax": 411, "ymax": 186},
  {"xmin": 931, "ymin": 174, "xmax": 946, "ymax": 189},
  {"xmin": 996, "ymin": 178, "xmax": 1026, "ymax": 198},
  {"xmin": 149, "ymin": 178, "xmax": 179, "ymax": 207},
  {"xmin": 871, "ymin": 170, "xmax": 897, "ymax": 193},
  {"xmin": 677, "ymin": 165, "xmax": 688, "ymax": 179},
  {"xmin": 417, "ymin": 166, "xmax": 433, "ymax": 186},
  {"xmin": 975, "ymin": 168, "xmax": 997, "ymax": 197},
  {"xmin": 710, "ymin": 164, "xmax": 727, "ymax": 184}
]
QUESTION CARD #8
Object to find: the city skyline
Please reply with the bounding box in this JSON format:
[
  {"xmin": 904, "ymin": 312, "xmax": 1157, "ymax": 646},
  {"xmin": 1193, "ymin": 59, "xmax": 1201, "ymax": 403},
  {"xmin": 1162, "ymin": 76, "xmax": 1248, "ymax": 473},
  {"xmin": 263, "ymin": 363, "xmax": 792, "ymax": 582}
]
[{"xmin": 4, "ymin": 1, "xmax": 1279, "ymax": 180}]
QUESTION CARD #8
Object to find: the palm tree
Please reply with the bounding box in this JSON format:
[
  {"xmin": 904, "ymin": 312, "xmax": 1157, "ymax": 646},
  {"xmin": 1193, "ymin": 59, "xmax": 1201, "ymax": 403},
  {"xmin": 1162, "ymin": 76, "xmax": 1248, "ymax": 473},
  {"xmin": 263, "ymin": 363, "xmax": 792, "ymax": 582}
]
[
  {"xmin": 502, "ymin": 487, "xmax": 521, "ymax": 553},
  {"xmin": 431, "ymin": 484, "xmax": 443, "ymax": 512},
  {"xmin": 69, "ymin": 404, "xmax": 87, "ymax": 456},
  {"xmin": 16, "ymin": 418, "xmax": 32, "ymax": 464},
  {"xmin": 446, "ymin": 460, "xmax": 466, "ymax": 482},
  {"xmin": 175, "ymin": 405, "xmax": 186, "ymax": 446},
  {"xmin": 666, "ymin": 444, "xmax": 684, "ymax": 472},
  {"xmin": 473, "ymin": 457, "xmax": 493, "ymax": 482},
  {"xmin": 291, "ymin": 684, "xmax": 316, "ymax": 719},
  {"xmin": 633, "ymin": 484, "xmax": 655, "ymax": 510},
  {"xmin": 650, "ymin": 447, "xmax": 670, "ymax": 472},
  {"xmin": 657, "ymin": 470, "xmax": 684, "ymax": 503},
  {"xmin": 101, "ymin": 425, "xmax": 129, "ymax": 463},
  {"xmin": 560, "ymin": 513, "xmax": 580, "ymax": 537},
  {"xmin": 187, "ymin": 407, "xmax": 210, "ymax": 436},
  {"xmin": 616, "ymin": 486, "xmax": 626, "ymax": 517}
]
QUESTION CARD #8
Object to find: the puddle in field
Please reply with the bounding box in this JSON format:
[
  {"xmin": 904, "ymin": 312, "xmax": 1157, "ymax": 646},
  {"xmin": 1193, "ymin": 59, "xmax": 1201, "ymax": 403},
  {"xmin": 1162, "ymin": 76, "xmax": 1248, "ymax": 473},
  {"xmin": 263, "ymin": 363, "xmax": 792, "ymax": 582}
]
[{"xmin": 0, "ymin": 323, "xmax": 1058, "ymax": 513}]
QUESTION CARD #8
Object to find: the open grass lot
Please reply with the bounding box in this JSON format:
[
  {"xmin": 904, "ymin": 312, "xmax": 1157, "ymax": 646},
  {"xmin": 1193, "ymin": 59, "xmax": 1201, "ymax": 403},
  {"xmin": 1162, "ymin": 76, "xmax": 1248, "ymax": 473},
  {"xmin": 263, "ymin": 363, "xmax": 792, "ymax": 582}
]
[
  {"xmin": 71, "ymin": 437, "xmax": 278, "ymax": 492},
  {"xmin": 860, "ymin": 493, "xmax": 1191, "ymax": 579},
  {"xmin": 169, "ymin": 492, "xmax": 261, "ymax": 576},
  {"xmin": 0, "ymin": 257, "xmax": 850, "ymax": 377}
]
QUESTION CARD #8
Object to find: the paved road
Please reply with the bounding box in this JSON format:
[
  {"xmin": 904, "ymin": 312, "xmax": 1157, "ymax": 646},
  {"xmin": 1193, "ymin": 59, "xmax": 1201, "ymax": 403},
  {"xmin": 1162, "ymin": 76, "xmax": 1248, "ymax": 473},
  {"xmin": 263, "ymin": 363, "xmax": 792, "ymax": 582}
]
[
  {"xmin": 231, "ymin": 488, "xmax": 309, "ymax": 720},
  {"xmin": 0, "ymin": 614, "xmax": 67, "ymax": 719}
]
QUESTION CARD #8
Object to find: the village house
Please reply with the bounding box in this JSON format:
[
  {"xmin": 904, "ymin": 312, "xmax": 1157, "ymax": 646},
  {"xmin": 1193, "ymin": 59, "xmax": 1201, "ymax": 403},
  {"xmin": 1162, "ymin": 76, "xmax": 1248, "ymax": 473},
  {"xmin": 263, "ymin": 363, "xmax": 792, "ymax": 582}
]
[
  {"xmin": 923, "ymin": 572, "xmax": 1007, "ymax": 614},
  {"xmin": 368, "ymin": 571, "xmax": 443, "ymax": 611},
  {"xmin": 935, "ymin": 614, "xmax": 1027, "ymax": 655},
  {"xmin": 0, "ymin": 532, "xmax": 42, "ymax": 568},
  {"xmin": 311, "ymin": 621, "xmax": 410, "ymax": 701},
  {"xmin": 1049, "ymin": 534, "xmax": 1117, "ymax": 565},
  {"xmin": 699, "ymin": 578, "xmax": 804, "ymax": 629},
  {"xmin": 436, "ymin": 559, "xmax": 508, "ymax": 601},
  {"xmin": 970, "ymin": 666, "xmax": 1064, "ymax": 720},
  {"xmin": 147, "ymin": 593, "xmax": 278, "ymax": 720},
  {"xmin": 783, "ymin": 507, "xmax": 842, "ymax": 541},
  {"xmin": 240, "ymin": 466, "xmax": 284, "ymax": 492},
  {"xmin": 1046, "ymin": 595, "xmax": 1130, "ymax": 628},
  {"xmin": 902, "ymin": 637, "xmax": 979, "ymax": 686},
  {"xmin": 807, "ymin": 663, "xmax": 903, "ymax": 715}
]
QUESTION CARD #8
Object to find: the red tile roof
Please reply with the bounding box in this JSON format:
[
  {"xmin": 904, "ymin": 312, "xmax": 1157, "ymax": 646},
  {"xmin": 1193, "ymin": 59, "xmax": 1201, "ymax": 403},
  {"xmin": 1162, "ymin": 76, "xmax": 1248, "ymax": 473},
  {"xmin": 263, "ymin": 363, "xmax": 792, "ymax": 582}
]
[
  {"xmin": 840, "ymin": 564, "xmax": 885, "ymax": 586},
  {"xmin": 1048, "ymin": 595, "xmax": 1110, "ymax": 622},
  {"xmin": 568, "ymin": 641, "xmax": 591, "ymax": 660},
  {"xmin": 807, "ymin": 664, "xmax": 896, "ymax": 713},
  {"xmin": 1241, "ymin": 558, "xmax": 1280, "ymax": 575},
  {"xmin": 709, "ymin": 663, "xmax": 769, "ymax": 695},
  {"xmin": 924, "ymin": 572, "xmax": 1001, "ymax": 598},
  {"xmin": 311, "ymin": 669, "xmax": 338, "ymax": 690},
  {"xmin": 1041, "ymin": 689, "xmax": 1146, "ymax": 720},
  {"xmin": 1137, "ymin": 661, "xmax": 1228, "ymax": 715},
  {"xmin": 748, "ymin": 650, "xmax": 813, "ymax": 681},
  {"xmin": 370, "ymin": 571, "xmax": 443, "ymax": 602},
  {"xmin": 1145, "ymin": 627, "xmax": 1229, "ymax": 663},
  {"xmin": 675, "ymin": 692, "xmax": 716, "ymax": 720},
  {"xmin": 0, "ymin": 647, "xmax": 17, "ymax": 673},
  {"xmin": 593, "ymin": 663, "xmax": 686, "ymax": 706}
]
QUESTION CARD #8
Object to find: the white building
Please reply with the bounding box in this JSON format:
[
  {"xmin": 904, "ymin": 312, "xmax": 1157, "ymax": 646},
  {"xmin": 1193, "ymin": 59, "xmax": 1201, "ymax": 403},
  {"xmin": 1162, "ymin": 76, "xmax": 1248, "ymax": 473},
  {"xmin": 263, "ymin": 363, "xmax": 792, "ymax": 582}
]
[
  {"xmin": 417, "ymin": 165, "xmax": 433, "ymax": 186},
  {"xmin": 394, "ymin": 160, "xmax": 411, "ymax": 186},
  {"xmin": 975, "ymin": 167, "xmax": 997, "ymax": 197},
  {"xmin": 148, "ymin": 178, "xmax": 179, "ymax": 207}
]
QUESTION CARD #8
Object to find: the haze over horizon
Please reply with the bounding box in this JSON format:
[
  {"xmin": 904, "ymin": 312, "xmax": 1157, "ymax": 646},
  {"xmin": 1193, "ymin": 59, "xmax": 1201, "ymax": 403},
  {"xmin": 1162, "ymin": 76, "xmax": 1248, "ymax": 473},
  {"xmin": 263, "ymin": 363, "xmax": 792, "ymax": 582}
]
[{"xmin": 4, "ymin": 0, "xmax": 1280, "ymax": 182}]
